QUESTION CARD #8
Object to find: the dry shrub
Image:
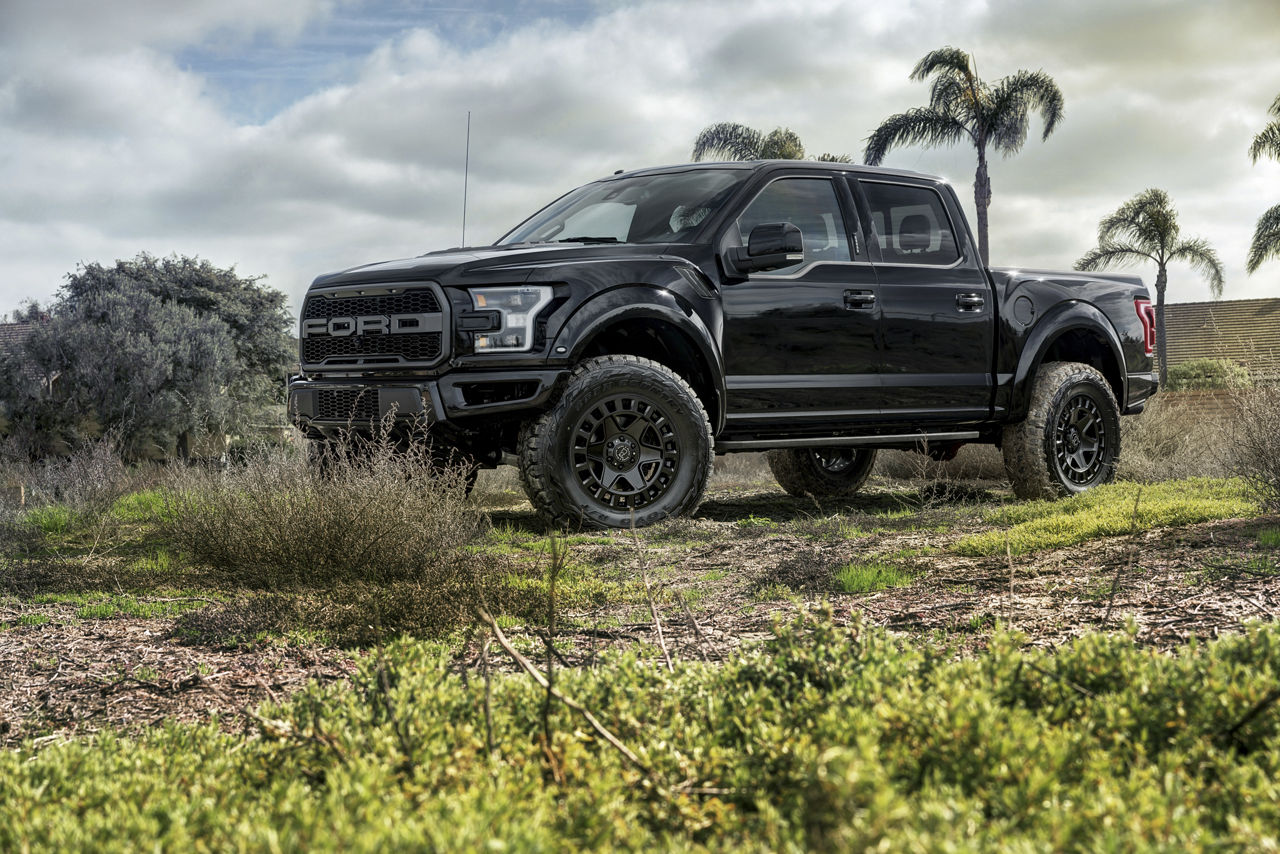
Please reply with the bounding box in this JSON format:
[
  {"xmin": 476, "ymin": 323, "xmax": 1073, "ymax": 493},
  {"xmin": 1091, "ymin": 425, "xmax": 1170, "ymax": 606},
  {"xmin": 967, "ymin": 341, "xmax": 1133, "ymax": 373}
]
[
  {"xmin": 1117, "ymin": 395, "xmax": 1232, "ymax": 482},
  {"xmin": 2, "ymin": 434, "xmax": 158, "ymax": 514},
  {"xmin": 875, "ymin": 444, "xmax": 1006, "ymax": 482},
  {"xmin": 1230, "ymin": 384, "xmax": 1280, "ymax": 510},
  {"xmin": 161, "ymin": 434, "xmax": 512, "ymax": 632}
]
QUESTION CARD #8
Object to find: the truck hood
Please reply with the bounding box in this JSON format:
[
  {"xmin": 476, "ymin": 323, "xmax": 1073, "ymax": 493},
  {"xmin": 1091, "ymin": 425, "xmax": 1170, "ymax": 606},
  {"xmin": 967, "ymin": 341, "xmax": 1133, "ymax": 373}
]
[{"xmin": 310, "ymin": 242, "xmax": 681, "ymax": 289}]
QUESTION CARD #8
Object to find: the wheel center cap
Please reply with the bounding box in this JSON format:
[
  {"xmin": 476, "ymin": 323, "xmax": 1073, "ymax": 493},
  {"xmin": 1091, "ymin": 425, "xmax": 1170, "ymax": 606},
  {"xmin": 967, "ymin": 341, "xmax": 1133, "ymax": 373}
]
[
  {"xmin": 607, "ymin": 436, "xmax": 639, "ymax": 469},
  {"xmin": 1067, "ymin": 428, "xmax": 1081, "ymax": 451}
]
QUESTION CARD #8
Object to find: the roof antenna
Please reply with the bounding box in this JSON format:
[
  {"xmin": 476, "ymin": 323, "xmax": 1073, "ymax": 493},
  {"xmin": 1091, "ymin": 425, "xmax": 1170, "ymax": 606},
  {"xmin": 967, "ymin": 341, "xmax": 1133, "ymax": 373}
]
[{"xmin": 462, "ymin": 110, "xmax": 471, "ymax": 247}]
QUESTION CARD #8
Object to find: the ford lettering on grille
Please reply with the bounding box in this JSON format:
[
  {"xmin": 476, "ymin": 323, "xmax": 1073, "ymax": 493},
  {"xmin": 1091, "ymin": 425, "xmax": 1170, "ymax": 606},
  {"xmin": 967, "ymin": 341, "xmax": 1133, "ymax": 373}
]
[{"xmin": 301, "ymin": 313, "xmax": 443, "ymax": 338}]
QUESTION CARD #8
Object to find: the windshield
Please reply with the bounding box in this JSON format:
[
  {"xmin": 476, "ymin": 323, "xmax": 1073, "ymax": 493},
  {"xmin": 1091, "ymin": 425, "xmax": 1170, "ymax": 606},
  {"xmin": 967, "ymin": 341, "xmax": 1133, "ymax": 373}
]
[{"xmin": 497, "ymin": 169, "xmax": 746, "ymax": 246}]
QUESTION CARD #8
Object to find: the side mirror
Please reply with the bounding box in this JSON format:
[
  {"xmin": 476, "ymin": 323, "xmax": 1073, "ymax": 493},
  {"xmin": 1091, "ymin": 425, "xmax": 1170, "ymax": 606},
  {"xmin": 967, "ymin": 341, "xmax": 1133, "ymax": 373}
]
[{"xmin": 725, "ymin": 222, "xmax": 804, "ymax": 275}]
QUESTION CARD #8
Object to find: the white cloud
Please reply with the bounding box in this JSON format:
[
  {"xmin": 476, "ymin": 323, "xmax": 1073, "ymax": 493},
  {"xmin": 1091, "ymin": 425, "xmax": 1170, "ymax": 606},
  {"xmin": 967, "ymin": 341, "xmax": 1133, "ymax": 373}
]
[{"xmin": 2, "ymin": 0, "xmax": 1278, "ymax": 321}]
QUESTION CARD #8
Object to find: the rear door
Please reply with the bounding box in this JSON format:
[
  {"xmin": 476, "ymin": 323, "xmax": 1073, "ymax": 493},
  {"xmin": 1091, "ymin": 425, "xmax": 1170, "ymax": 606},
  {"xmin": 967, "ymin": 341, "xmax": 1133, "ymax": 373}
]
[
  {"xmin": 852, "ymin": 177, "xmax": 994, "ymax": 426},
  {"xmin": 718, "ymin": 171, "xmax": 882, "ymax": 434}
]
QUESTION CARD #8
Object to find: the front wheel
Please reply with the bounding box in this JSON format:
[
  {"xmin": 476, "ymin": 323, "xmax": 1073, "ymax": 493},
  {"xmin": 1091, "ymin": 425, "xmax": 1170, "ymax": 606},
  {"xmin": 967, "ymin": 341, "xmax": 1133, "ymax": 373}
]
[
  {"xmin": 767, "ymin": 447, "xmax": 877, "ymax": 499},
  {"xmin": 1002, "ymin": 361, "xmax": 1121, "ymax": 499},
  {"xmin": 518, "ymin": 355, "xmax": 714, "ymax": 529}
]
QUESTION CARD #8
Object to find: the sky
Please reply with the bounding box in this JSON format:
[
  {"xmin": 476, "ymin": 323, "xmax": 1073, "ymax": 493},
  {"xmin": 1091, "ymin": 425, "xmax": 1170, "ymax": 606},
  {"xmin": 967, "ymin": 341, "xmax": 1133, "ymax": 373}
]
[{"xmin": 2, "ymin": 0, "xmax": 1278, "ymax": 321}]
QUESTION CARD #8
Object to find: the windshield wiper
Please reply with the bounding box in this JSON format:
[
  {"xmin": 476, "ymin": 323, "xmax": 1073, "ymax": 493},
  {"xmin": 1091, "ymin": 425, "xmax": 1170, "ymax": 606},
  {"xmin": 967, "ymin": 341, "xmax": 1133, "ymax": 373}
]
[{"xmin": 557, "ymin": 236, "xmax": 619, "ymax": 244}]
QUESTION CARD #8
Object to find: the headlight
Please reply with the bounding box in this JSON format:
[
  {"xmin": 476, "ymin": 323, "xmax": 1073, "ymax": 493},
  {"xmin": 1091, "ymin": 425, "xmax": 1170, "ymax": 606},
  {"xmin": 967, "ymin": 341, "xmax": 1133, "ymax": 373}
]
[{"xmin": 469, "ymin": 286, "xmax": 553, "ymax": 352}]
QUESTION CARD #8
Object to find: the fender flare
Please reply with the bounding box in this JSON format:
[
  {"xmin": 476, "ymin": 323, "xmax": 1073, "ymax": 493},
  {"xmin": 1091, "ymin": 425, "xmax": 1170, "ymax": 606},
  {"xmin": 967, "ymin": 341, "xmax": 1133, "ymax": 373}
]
[
  {"xmin": 550, "ymin": 285, "xmax": 727, "ymax": 433},
  {"xmin": 1009, "ymin": 300, "xmax": 1127, "ymax": 421}
]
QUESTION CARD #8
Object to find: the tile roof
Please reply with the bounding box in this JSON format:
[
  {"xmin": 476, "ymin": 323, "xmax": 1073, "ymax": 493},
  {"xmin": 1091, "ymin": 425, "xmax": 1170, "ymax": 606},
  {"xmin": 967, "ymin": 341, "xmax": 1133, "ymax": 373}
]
[
  {"xmin": 1164, "ymin": 298, "xmax": 1280, "ymax": 380},
  {"xmin": 0, "ymin": 322, "xmax": 49, "ymax": 384}
]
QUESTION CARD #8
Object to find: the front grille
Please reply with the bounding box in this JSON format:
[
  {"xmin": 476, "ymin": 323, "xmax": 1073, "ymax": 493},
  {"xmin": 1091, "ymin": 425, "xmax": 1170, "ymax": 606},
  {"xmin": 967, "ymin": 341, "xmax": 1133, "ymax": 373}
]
[
  {"xmin": 301, "ymin": 286, "xmax": 447, "ymax": 368},
  {"xmin": 302, "ymin": 332, "xmax": 442, "ymax": 364},
  {"xmin": 302, "ymin": 289, "xmax": 441, "ymax": 319},
  {"xmin": 316, "ymin": 388, "xmax": 379, "ymax": 423}
]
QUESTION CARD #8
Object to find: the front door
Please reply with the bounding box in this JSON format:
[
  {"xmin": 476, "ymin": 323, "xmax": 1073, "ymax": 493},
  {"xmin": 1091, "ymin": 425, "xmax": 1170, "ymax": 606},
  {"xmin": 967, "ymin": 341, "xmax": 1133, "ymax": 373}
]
[{"xmin": 719, "ymin": 173, "xmax": 882, "ymax": 436}]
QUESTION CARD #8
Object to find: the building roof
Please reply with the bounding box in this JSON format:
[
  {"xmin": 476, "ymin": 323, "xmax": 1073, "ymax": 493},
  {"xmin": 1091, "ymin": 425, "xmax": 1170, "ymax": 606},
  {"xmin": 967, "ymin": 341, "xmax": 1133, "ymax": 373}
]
[
  {"xmin": 1164, "ymin": 297, "xmax": 1280, "ymax": 380},
  {"xmin": 0, "ymin": 321, "xmax": 52, "ymax": 385}
]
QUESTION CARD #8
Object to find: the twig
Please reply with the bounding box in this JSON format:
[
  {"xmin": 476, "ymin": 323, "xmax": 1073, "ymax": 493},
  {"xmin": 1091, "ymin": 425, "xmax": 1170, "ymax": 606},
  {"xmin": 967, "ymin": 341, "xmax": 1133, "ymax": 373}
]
[
  {"xmin": 1005, "ymin": 533, "xmax": 1015, "ymax": 628},
  {"xmin": 476, "ymin": 606, "xmax": 658, "ymax": 783},
  {"xmin": 674, "ymin": 591, "xmax": 712, "ymax": 663},
  {"xmin": 632, "ymin": 515, "xmax": 673, "ymax": 673},
  {"xmin": 481, "ymin": 633, "xmax": 495, "ymax": 756},
  {"xmin": 1103, "ymin": 487, "xmax": 1143, "ymax": 627},
  {"xmin": 1222, "ymin": 686, "xmax": 1280, "ymax": 746}
]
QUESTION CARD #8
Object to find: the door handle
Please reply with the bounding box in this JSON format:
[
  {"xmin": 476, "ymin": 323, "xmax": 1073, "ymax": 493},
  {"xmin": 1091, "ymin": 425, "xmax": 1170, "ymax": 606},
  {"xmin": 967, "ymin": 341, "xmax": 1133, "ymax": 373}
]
[
  {"xmin": 844, "ymin": 289, "xmax": 877, "ymax": 310},
  {"xmin": 956, "ymin": 293, "xmax": 985, "ymax": 311}
]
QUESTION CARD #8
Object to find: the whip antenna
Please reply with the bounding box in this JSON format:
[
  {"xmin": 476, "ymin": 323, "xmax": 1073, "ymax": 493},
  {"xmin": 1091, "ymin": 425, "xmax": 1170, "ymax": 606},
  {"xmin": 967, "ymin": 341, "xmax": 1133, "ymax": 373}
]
[{"xmin": 462, "ymin": 111, "xmax": 471, "ymax": 247}]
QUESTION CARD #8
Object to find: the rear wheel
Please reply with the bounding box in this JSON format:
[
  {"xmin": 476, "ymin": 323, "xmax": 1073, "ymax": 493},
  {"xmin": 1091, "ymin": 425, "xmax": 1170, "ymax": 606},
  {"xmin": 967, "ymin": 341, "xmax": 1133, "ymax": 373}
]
[
  {"xmin": 767, "ymin": 447, "xmax": 877, "ymax": 498},
  {"xmin": 1003, "ymin": 361, "xmax": 1121, "ymax": 499},
  {"xmin": 518, "ymin": 355, "xmax": 713, "ymax": 529}
]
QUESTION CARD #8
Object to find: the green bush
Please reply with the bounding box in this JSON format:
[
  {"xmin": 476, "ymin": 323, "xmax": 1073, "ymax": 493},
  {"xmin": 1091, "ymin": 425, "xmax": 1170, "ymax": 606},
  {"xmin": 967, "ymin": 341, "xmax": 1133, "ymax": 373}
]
[
  {"xmin": 1165, "ymin": 358, "xmax": 1252, "ymax": 391},
  {"xmin": 3, "ymin": 612, "xmax": 1279, "ymax": 850}
]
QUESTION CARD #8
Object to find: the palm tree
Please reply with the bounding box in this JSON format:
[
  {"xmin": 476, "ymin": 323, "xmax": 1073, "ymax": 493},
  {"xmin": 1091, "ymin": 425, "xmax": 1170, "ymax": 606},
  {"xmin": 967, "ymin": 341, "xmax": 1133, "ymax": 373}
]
[
  {"xmin": 1247, "ymin": 94, "xmax": 1280, "ymax": 274},
  {"xmin": 690, "ymin": 122, "xmax": 850, "ymax": 163},
  {"xmin": 1075, "ymin": 189, "xmax": 1224, "ymax": 386},
  {"xmin": 863, "ymin": 47, "xmax": 1064, "ymax": 266}
]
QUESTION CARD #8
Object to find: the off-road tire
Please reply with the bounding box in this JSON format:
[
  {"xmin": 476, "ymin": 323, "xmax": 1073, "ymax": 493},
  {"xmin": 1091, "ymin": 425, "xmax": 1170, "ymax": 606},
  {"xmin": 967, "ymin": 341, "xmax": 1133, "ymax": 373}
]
[
  {"xmin": 518, "ymin": 355, "xmax": 714, "ymax": 529},
  {"xmin": 1002, "ymin": 361, "xmax": 1121, "ymax": 500},
  {"xmin": 767, "ymin": 447, "xmax": 877, "ymax": 499}
]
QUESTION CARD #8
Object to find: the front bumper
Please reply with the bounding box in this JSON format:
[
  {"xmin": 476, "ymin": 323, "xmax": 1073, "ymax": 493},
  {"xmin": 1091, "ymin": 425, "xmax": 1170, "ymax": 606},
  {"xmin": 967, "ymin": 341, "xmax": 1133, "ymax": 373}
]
[{"xmin": 288, "ymin": 369, "xmax": 569, "ymax": 436}]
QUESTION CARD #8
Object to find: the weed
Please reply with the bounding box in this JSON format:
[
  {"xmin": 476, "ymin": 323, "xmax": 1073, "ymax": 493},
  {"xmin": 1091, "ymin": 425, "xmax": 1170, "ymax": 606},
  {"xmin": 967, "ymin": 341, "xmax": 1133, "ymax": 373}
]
[
  {"xmin": 954, "ymin": 479, "xmax": 1256, "ymax": 557},
  {"xmin": 1260, "ymin": 528, "xmax": 1280, "ymax": 549},
  {"xmin": 752, "ymin": 582, "xmax": 798, "ymax": 603},
  {"xmin": 833, "ymin": 561, "xmax": 916, "ymax": 594}
]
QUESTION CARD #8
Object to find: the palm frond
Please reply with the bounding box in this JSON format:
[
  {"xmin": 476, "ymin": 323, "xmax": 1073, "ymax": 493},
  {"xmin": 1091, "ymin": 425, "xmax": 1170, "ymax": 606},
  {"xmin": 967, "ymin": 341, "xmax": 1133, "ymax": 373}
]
[
  {"xmin": 1247, "ymin": 203, "xmax": 1280, "ymax": 274},
  {"xmin": 761, "ymin": 127, "xmax": 805, "ymax": 160},
  {"xmin": 910, "ymin": 46, "xmax": 973, "ymax": 84},
  {"xmin": 690, "ymin": 122, "xmax": 764, "ymax": 161},
  {"xmin": 813, "ymin": 152, "xmax": 854, "ymax": 163},
  {"xmin": 1074, "ymin": 241, "xmax": 1154, "ymax": 272},
  {"xmin": 987, "ymin": 70, "xmax": 1064, "ymax": 153},
  {"xmin": 1249, "ymin": 120, "xmax": 1280, "ymax": 164},
  {"xmin": 1169, "ymin": 237, "xmax": 1226, "ymax": 298},
  {"xmin": 1271, "ymin": 93, "xmax": 1280, "ymax": 118},
  {"xmin": 1097, "ymin": 188, "xmax": 1177, "ymax": 252},
  {"xmin": 862, "ymin": 108, "xmax": 970, "ymax": 165},
  {"xmin": 928, "ymin": 74, "xmax": 975, "ymax": 116}
]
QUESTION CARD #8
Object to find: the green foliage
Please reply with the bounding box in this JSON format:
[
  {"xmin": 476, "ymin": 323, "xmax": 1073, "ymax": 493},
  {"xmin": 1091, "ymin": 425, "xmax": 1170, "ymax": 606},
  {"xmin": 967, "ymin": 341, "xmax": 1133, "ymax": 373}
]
[
  {"xmin": 4, "ymin": 613, "xmax": 1280, "ymax": 850},
  {"xmin": 833, "ymin": 561, "xmax": 915, "ymax": 593},
  {"xmin": 954, "ymin": 478, "xmax": 1256, "ymax": 556},
  {"xmin": 689, "ymin": 122, "xmax": 851, "ymax": 163},
  {"xmin": 1165, "ymin": 358, "xmax": 1251, "ymax": 391},
  {"xmin": 24, "ymin": 503, "xmax": 75, "ymax": 537},
  {"xmin": 1260, "ymin": 527, "xmax": 1280, "ymax": 549},
  {"xmin": 0, "ymin": 253, "xmax": 292, "ymax": 460}
]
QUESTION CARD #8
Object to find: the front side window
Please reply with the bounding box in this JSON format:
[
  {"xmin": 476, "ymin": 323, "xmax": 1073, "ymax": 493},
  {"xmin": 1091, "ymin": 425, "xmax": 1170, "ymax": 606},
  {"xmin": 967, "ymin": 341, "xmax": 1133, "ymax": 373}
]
[
  {"xmin": 735, "ymin": 177, "xmax": 852, "ymax": 274},
  {"xmin": 498, "ymin": 169, "xmax": 746, "ymax": 245},
  {"xmin": 859, "ymin": 181, "xmax": 960, "ymax": 266}
]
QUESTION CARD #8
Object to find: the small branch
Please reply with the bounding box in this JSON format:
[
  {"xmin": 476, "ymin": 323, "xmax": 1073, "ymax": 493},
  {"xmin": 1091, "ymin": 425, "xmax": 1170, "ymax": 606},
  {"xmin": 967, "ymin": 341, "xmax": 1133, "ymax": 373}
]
[
  {"xmin": 1223, "ymin": 686, "xmax": 1280, "ymax": 745},
  {"xmin": 632, "ymin": 517, "xmax": 673, "ymax": 673},
  {"xmin": 476, "ymin": 606, "xmax": 658, "ymax": 783}
]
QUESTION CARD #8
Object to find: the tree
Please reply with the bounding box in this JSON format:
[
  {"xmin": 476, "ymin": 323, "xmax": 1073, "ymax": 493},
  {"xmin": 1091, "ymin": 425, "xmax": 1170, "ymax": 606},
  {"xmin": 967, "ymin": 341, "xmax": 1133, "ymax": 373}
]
[
  {"xmin": 0, "ymin": 254, "xmax": 293, "ymax": 459},
  {"xmin": 1075, "ymin": 189, "xmax": 1224, "ymax": 386},
  {"xmin": 690, "ymin": 122, "xmax": 850, "ymax": 163},
  {"xmin": 1247, "ymin": 93, "xmax": 1280, "ymax": 274},
  {"xmin": 863, "ymin": 47, "xmax": 1064, "ymax": 266}
]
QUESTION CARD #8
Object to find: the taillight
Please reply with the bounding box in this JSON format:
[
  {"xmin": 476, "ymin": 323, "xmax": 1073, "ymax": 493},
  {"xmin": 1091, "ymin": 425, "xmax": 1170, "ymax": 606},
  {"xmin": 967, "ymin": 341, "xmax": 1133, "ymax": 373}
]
[{"xmin": 1134, "ymin": 298, "xmax": 1156, "ymax": 357}]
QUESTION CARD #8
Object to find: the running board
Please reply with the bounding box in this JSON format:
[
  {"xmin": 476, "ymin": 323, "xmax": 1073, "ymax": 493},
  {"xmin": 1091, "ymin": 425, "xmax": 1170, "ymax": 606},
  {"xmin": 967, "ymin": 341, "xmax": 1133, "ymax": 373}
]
[{"xmin": 716, "ymin": 431, "xmax": 980, "ymax": 452}]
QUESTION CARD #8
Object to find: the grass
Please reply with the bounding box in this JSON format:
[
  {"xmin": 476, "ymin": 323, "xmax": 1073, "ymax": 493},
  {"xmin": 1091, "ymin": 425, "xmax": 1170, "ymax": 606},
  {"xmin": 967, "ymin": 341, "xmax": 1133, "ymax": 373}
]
[
  {"xmin": 953, "ymin": 478, "xmax": 1257, "ymax": 557},
  {"xmin": 833, "ymin": 560, "xmax": 917, "ymax": 594},
  {"xmin": 1259, "ymin": 527, "xmax": 1280, "ymax": 549}
]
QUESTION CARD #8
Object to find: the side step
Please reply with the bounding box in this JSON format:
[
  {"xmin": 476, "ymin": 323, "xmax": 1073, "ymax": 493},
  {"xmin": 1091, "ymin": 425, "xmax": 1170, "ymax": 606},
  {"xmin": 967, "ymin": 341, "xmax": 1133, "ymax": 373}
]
[{"xmin": 715, "ymin": 431, "xmax": 980, "ymax": 452}]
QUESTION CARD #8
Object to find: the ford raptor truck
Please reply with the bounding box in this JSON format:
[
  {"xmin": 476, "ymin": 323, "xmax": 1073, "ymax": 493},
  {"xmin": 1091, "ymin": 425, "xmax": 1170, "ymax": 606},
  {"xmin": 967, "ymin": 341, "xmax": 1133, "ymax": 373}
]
[{"xmin": 287, "ymin": 160, "xmax": 1158, "ymax": 529}]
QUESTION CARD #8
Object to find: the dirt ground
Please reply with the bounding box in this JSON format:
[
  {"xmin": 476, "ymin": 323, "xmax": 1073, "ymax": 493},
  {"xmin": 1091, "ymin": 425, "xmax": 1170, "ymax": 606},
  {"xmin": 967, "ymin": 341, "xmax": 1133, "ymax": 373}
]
[{"xmin": 2, "ymin": 478, "xmax": 1278, "ymax": 749}]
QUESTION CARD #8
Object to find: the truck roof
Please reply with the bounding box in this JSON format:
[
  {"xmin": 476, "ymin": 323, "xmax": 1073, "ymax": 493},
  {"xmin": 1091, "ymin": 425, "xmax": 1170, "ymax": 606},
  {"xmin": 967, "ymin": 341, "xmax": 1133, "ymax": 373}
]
[{"xmin": 604, "ymin": 159, "xmax": 947, "ymax": 184}]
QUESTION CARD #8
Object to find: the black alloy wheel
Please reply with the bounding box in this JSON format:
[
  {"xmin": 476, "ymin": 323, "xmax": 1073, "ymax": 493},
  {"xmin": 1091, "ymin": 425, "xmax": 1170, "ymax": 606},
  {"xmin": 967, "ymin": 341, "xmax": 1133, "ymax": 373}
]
[
  {"xmin": 519, "ymin": 355, "xmax": 713, "ymax": 529},
  {"xmin": 767, "ymin": 446, "xmax": 877, "ymax": 499},
  {"xmin": 1052, "ymin": 392, "xmax": 1109, "ymax": 487}
]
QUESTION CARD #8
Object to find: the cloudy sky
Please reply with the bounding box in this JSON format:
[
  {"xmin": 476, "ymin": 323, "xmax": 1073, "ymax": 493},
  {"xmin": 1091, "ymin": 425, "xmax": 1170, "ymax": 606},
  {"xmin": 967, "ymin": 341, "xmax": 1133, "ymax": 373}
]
[{"xmin": 2, "ymin": 0, "xmax": 1278, "ymax": 320}]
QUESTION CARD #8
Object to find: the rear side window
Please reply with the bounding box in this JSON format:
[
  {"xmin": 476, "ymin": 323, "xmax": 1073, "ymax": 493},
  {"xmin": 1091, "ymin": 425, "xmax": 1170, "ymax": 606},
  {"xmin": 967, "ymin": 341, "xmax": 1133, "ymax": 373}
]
[{"xmin": 858, "ymin": 181, "xmax": 960, "ymax": 266}]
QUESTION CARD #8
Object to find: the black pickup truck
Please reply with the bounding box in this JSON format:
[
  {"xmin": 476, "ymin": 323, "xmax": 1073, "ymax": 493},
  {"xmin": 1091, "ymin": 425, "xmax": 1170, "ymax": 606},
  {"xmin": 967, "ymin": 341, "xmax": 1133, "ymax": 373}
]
[{"xmin": 288, "ymin": 160, "xmax": 1158, "ymax": 528}]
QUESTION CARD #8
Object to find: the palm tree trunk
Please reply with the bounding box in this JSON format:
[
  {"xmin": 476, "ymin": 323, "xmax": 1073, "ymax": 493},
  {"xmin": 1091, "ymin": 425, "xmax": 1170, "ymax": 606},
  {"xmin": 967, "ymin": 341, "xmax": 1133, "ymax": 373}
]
[
  {"xmin": 1154, "ymin": 265, "xmax": 1168, "ymax": 387},
  {"xmin": 973, "ymin": 146, "xmax": 992, "ymax": 266}
]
